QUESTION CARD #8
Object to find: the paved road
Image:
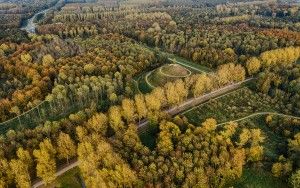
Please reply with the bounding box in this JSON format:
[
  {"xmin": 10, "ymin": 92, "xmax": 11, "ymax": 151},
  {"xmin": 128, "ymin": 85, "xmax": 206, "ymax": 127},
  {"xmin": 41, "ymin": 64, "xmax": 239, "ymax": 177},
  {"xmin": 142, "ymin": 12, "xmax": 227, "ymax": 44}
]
[
  {"xmin": 31, "ymin": 79, "xmax": 251, "ymax": 188},
  {"xmin": 137, "ymin": 78, "xmax": 253, "ymax": 131}
]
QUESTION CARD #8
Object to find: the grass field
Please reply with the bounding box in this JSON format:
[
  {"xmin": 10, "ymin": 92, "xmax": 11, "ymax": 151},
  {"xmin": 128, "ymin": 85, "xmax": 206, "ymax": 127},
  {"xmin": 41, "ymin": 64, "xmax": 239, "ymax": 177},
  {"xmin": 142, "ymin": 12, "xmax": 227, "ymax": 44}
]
[
  {"xmin": 233, "ymin": 168, "xmax": 288, "ymax": 188},
  {"xmin": 42, "ymin": 167, "xmax": 82, "ymax": 188},
  {"xmin": 183, "ymin": 87, "xmax": 281, "ymax": 125}
]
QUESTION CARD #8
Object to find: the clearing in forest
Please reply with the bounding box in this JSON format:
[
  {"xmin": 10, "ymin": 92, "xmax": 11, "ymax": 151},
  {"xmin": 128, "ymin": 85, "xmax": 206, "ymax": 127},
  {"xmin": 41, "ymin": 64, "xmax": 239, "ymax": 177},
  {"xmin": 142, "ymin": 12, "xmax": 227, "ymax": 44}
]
[{"xmin": 183, "ymin": 87, "xmax": 281, "ymax": 125}]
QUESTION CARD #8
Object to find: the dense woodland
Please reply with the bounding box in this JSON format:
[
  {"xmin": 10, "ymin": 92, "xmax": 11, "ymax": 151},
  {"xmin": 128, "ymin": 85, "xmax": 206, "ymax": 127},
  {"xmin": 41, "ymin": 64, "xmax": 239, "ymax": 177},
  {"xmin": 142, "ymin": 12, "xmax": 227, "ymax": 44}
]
[{"xmin": 0, "ymin": 0, "xmax": 300, "ymax": 187}]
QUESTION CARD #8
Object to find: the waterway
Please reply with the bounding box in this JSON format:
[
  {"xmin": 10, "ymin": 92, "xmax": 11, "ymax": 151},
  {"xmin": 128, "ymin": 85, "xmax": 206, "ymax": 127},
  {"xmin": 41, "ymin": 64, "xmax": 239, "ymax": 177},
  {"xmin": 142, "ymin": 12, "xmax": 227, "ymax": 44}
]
[{"xmin": 20, "ymin": 0, "xmax": 63, "ymax": 33}]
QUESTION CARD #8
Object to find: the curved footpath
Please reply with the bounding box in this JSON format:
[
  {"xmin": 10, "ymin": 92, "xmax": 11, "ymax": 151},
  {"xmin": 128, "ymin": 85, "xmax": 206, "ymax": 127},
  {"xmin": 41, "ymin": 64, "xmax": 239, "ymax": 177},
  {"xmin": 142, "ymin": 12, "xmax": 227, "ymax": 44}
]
[
  {"xmin": 216, "ymin": 112, "xmax": 300, "ymax": 126},
  {"xmin": 144, "ymin": 70, "xmax": 156, "ymax": 89}
]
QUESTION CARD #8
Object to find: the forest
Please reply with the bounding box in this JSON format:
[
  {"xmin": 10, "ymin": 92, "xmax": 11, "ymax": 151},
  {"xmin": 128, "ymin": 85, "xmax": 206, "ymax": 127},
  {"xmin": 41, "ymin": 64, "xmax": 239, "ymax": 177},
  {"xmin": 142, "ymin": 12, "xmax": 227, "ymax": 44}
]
[{"xmin": 0, "ymin": 0, "xmax": 300, "ymax": 188}]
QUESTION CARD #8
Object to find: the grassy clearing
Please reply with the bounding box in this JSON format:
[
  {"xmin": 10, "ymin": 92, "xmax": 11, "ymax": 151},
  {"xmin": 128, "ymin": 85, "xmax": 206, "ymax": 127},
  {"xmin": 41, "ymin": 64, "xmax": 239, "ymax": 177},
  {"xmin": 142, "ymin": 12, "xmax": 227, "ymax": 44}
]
[
  {"xmin": 139, "ymin": 130, "xmax": 157, "ymax": 149},
  {"xmin": 160, "ymin": 64, "xmax": 191, "ymax": 77},
  {"xmin": 136, "ymin": 71, "xmax": 153, "ymax": 94},
  {"xmin": 181, "ymin": 86, "xmax": 293, "ymax": 187},
  {"xmin": 42, "ymin": 167, "xmax": 82, "ymax": 188},
  {"xmin": 134, "ymin": 43, "xmax": 212, "ymax": 94},
  {"xmin": 235, "ymin": 116, "xmax": 286, "ymax": 161},
  {"xmin": 233, "ymin": 168, "xmax": 288, "ymax": 188},
  {"xmin": 183, "ymin": 86, "xmax": 291, "ymax": 160}
]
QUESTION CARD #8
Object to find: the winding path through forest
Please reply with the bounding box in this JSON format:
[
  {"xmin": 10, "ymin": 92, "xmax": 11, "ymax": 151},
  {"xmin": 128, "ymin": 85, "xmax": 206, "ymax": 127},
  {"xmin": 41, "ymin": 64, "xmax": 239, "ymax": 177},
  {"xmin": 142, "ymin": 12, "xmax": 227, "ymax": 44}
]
[
  {"xmin": 30, "ymin": 44, "xmax": 299, "ymax": 188},
  {"xmin": 31, "ymin": 78, "xmax": 252, "ymax": 188},
  {"xmin": 31, "ymin": 77, "xmax": 300, "ymax": 187}
]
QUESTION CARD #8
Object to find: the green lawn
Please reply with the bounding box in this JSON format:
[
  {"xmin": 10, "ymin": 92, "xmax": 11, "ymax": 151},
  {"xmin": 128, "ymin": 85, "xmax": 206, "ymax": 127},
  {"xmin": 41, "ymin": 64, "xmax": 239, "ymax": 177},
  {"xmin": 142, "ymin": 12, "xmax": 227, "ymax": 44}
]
[
  {"xmin": 43, "ymin": 167, "xmax": 82, "ymax": 188},
  {"xmin": 136, "ymin": 71, "xmax": 153, "ymax": 94},
  {"xmin": 233, "ymin": 168, "xmax": 288, "ymax": 188},
  {"xmin": 139, "ymin": 130, "xmax": 157, "ymax": 149}
]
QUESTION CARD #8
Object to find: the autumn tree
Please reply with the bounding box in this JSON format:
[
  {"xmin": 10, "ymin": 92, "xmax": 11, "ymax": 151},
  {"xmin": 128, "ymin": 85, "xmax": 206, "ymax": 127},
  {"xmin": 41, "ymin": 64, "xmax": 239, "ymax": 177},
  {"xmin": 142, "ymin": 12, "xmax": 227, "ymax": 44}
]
[
  {"xmin": 21, "ymin": 53, "xmax": 32, "ymax": 64},
  {"xmin": 164, "ymin": 82, "xmax": 180, "ymax": 106},
  {"xmin": 246, "ymin": 57, "xmax": 261, "ymax": 75},
  {"xmin": 145, "ymin": 93, "xmax": 161, "ymax": 112},
  {"xmin": 217, "ymin": 63, "xmax": 246, "ymax": 85},
  {"xmin": 33, "ymin": 139, "xmax": 57, "ymax": 184},
  {"xmin": 121, "ymin": 98, "xmax": 136, "ymax": 123},
  {"xmin": 157, "ymin": 121, "xmax": 181, "ymax": 155},
  {"xmin": 57, "ymin": 132, "xmax": 76, "ymax": 163},
  {"xmin": 272, "ymin": 159, "xmax": 293, "ymax": 177},
  {"xmin": 288, "ymin": 133, "xmax": 300, "ymax": 164},
  {"xmin": 202, "ymin": 118, "xmax": 217, "ymax": 132},
  {"xmin": 123, "ymin": 124, "xmax": 143, "ymax": 149},
  {"xmin": 134, "ymin": 94, "xmax": 148, "ymax": 121},
  {"xmin": 10, "ymin": 159, "xmax": 31, "ymax": 188},
  {"xmin": 76, "ymin": 126, "xmax": 88, "ymax": 142},
  {"xmin": 193, "ymin": 74, "xmax": 212, "ymax": 97},
  {"xmin": 42, "ymin": 54, "xmax": 55, "ymax": 67},
  {"xmin": 290, "ymin": 169, "xmax": 300, "ymax": 188},
  {"xmin": 0, "ymin": 158, "xmax": 13, "ymax": 187},
  {"xmin": 78, "ymin": 135, "xmax": 138, "ymax": 187},
  {"xmin": 237, "ymin": 128, "xmax": 251, "ymax": 147},
  {"xmin": 108, "ymin": 106, "xmax": 124, "ymax": 134},
  {"xmin": 86, "ymin": 113, "xmax": 108, "ymax": 135},
  {"xmin": 84, "ymin": 63, "xmax": 96, "ymax": 75},
  {"xmin": 9, "ymin": 147, "xmax": 33, "ymax": 188}
]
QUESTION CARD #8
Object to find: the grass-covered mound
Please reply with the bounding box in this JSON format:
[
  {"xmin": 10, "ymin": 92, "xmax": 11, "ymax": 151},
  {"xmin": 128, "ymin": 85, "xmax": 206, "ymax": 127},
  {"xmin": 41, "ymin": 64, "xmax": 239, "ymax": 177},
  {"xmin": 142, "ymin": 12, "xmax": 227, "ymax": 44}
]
[
  {"xmin": 159, "ymin": 63, "xmax": 191, "ymax": 77},
  {"xmin": 137, "ymin": 63, "xmax": 192, "ymax": 93}
]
